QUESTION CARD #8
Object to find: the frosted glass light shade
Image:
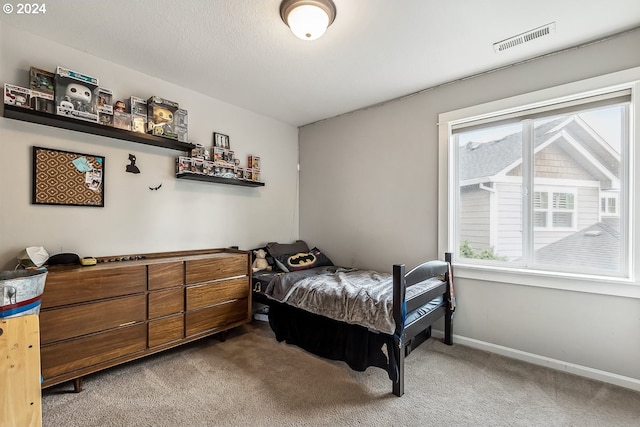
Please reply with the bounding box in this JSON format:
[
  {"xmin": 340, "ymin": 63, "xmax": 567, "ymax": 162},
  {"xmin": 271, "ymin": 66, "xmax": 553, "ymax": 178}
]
[
  {"xmin": 280, "ymin": 0, "xmax": 336, "ymax": 41},
  {"xmin": 287, "ymin": 5, "xmax": 329, "ymax": 40}
]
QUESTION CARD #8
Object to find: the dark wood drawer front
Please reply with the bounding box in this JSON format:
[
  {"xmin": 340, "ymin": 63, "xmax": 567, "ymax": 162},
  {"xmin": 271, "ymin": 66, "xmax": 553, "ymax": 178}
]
[
  {"xmin": 148, "ymin": 288, "xmax": 184, "ymax": 319},
  {"xmin": 185, "ymin": 298, "xmax": 248, "ymax": 336},
  {"xmin": 148, "ymin": 262, "xmax": 184, "ymax": 290},
  {"xmin": 41, "ymin": 324, "xmax": 146, "ymax": 380},
  {"xmin": 185, "ymin": 254, "xmax": 247, "ymax": 284},
  {"xmin": 186, "ymin": 277, "xmax": 249, "ymax": 311},
  {"xmin": 148, "ymin": 315, "xmax": 184, "ymax": 348},
  {"xmin": 42, "ymin": 265, "xmax": 147, "ymax": 308},
  {"xmin": 40, "ymin": 295, "xmax": 146, "ymax": 344}
]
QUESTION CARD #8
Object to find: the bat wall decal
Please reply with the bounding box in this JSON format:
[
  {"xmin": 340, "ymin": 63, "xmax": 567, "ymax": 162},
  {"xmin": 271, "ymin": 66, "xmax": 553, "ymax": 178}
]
[{"xmin": 149, "ymin": 183, "xmax": 162, "ymax": 191}]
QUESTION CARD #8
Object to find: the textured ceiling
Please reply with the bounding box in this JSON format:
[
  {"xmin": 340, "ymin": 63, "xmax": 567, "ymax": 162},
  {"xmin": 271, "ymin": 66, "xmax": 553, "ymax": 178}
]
[{"xmin": 1, "ymin": 0, "xmax": 639, "ymax": 126}]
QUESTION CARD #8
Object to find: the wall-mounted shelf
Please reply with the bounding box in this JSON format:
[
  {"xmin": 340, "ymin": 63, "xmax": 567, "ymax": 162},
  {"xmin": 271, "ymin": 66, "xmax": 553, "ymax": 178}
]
[
  {"xmin": 2, "ymin": 104, "xmax": 195, "ymax": 152},
  {"xmin": 176, "ymin": 173, "xmax": 265, "ymax": 187}
]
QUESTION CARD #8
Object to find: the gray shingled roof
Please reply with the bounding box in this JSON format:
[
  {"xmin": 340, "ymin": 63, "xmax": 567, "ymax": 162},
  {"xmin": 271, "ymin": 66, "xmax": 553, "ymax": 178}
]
[
  {"xmin": 458, "ymin": 117, "xmax": 617, "ymax": 182},
  {"xmin": 534, "ymin": 222, "xmax": 621, "ymax": 272}
]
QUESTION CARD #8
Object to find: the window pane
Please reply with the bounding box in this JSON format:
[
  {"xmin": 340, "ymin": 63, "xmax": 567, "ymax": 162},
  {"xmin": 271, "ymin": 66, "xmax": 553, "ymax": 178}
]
[
  {"xmin": 552, "ymin": 212, "xmax": 573, "ymax": 227},
  {"xmin": 532, "ymin": 105, "xmax": 625, "ymax": 274},
  {"xmin": 534, "ymin": 211, "xmax": 547, "ymax": 228},
  {"xmin": 553, "ymin": 193, "xmax": 574, "ymax": 210},
  {"xmin": 534, "ymin": 192, "xmax": 547, "ymax": 208},
  {"xmin": 457, "ymin": 123, "xmax": 522, "ymax": 263}
]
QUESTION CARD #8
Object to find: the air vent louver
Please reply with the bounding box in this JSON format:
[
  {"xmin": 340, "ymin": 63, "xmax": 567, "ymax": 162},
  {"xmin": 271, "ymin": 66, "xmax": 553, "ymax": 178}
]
[{"xmin": 493, "ymin": 22, "xmax": 556, "ymax": 53}]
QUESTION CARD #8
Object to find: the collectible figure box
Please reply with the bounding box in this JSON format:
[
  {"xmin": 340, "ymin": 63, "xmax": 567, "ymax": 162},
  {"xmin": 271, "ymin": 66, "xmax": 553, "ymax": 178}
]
[
  {"xmin": 248, "ymin": 155, "xmax": 261, "ymax": 170},
  {"xmin": 235, "ymin": 167, "xmax": 244, "ymax": 180},
  {"xmin": 204, "ymin": 160, "xmax": 215, "ymax": 176},
  {"xmin": 192, "ymin": 158, "xmax": 204, "ymax": 174},
  {"xmin": 244, "ymin": 168, "xmax": 253, "ymax": 180},
  {"xmin": 147, "ymin": 96, "xmax": 178, "ymax": 139},
  {"xmin": 97, "ymin": 88, "xmax": 113, "ymax": 126},
  {"xmin": 30, "ymin": 89, "xmax": 55, "ymax": 113},
  {"xmin": 130, "ymin": 96, "xmax": 147, "ymax": 134},
  {"xmin": 174, "ymin": 108, "xmax": 188, "ymax": 142},
  {"xmin": 97, "ymin": 88, "xmax": 113, "ymax": 114},
  {"xmin": 174, "ymin": 108, "xmax": 188, "ymax": 127},
  {"xmin": 191, "ymin": 144, "xmax": 206, "ymax": 159},
  {"xmin": 113, "ymin": 111, "xmax": 131, "ymax": 130},
  {"xmin": 29, "ymin": 67, "xmax": 55, "ymax": 95},
  {"xmin": 4, "ymin": 84, "xmax": 31, "ymax": 108},
  {"xmin": 213, "ymin": 147, "xmax": 225, "ymax": 163},
  {"xmin": 252, "ymin": 170, "xmax": 261, "ymax": 182},
  {"xmin": 176, "ymin": 156, "xmax": 191, "ymax": 174},
  {"xmin": 55, "ymin": 66, "xmax": 99, "ymax": 123},
  {"xmin": 99, "ymin": 113, "xmax": 114, "ymax": 127}
]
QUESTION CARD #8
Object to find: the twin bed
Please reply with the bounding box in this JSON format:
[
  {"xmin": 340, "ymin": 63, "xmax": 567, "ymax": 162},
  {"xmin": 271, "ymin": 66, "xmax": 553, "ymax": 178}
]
[{"xmin": 252, "ymin": 241, "xmax": 454, "ymax": 397}]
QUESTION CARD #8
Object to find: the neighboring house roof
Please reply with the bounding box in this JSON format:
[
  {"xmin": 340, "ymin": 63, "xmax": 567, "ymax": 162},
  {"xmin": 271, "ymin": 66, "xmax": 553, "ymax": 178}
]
[
  {"xmin": 459, "ymin": 115, "xmax": 619, "ymax": 185},
  {"xmin": 533, "ymin": 222, "xmax": 621, "ymax": 271}
]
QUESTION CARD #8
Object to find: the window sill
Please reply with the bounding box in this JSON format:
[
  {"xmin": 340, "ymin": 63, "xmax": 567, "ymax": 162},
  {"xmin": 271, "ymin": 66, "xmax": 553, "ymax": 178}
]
[{"xmin": 453, "ymin": 263, "xmax": 640, "ymax": 299}]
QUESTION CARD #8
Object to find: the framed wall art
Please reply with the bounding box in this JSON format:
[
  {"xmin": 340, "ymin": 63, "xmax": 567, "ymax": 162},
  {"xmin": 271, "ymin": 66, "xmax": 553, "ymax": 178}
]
[
  {"xmin": 213, "ymin": 132, "xmax": 230, "ymax": 149},
  {"xmin": 32, "ymin": 146, "xmax": 105, "ymax": 207}
]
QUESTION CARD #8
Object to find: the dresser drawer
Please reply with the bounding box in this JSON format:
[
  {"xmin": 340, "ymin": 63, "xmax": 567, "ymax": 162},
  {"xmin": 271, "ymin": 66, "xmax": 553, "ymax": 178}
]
[
  {"xmin": 42, "ymin": 265, "xmax": 147, "ymax": 308},
  {"xmin": 148, "ymin": 262, "xmax": 184, "ymax": 290},
  {"xmin": 185, "ymin": 254, "xmax": 247, "ymax": 284},
  {"xmin": 148, "ymin": 314, "xmax": 184, "ymax": 348},
  {"xmin": 148, "ymin": 288, "xmax": 184, "ymax": 319},
  {"xmin": 41, "ymin": 323, "xmax": 146, "ymax": 380},
  {"xmin": 40, "ymin": 294, "xmax": 146, "ymax": 344},
  {"xmin": 185, "ymin": 298, "xmax": 249, "ymax": 336},
  {"xmin": 186, "ymin": 277, "xmax": 249, "ymax": 311}
]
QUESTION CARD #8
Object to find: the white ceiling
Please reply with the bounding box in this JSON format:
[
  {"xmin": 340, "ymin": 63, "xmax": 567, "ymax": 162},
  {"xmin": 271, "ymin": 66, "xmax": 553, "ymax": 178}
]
[{"xmin": 1, "ymin": 0, "xmax": 639, "ymax": 126}]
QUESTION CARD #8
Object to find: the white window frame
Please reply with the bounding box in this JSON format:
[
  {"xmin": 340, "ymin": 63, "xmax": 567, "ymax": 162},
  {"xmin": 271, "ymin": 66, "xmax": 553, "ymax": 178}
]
[{"xmin": 438, "ymin": 67, "xmax": 640, "ymax": 298}]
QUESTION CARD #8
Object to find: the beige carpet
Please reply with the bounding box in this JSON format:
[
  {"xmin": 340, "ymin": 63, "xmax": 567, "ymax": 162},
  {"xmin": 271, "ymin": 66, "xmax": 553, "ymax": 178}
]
[{"xmin": 42, "ymin": 321, "xmax": 640, "ymax": 427}]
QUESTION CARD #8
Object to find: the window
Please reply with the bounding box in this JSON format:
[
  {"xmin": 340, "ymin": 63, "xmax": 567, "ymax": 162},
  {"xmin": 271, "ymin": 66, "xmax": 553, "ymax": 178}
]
[
  {"xmin": 534, "ymin": 190, "xmax": 576, "ymax": 230},
  {"xmin": 600, "ymin": 194, "xmax": 618, "ymax": 216},
  {"xmin": 444, "ymin": 85, "xmax": 632, "ymax": 278}
]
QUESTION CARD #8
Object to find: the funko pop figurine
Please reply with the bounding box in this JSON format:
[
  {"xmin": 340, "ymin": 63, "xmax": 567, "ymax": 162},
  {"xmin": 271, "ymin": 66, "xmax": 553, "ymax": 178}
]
[
  {"xmin": 114, "ymin": 100, "xmax": 126, "ymax": 112},
  {"xmin": 54, "ymin": 66, "xmax": 99, "ymax": 123},
  {"xmin": 65, "ymin": 82, "xmax": 93, "ymax": 112},
  {"xmin": 153, "ymin": 107, "xmax": 173, "ymax": 124},
  {"xmin": 59, "ymin": 96, "xmax": 74, "ymax": 110}
]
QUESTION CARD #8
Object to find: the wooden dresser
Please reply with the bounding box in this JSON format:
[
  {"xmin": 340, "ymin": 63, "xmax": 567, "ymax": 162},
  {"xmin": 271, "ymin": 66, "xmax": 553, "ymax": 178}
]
[{"xmin": 39, "ymin": 248, "xmax": 251, "ymax": 391}]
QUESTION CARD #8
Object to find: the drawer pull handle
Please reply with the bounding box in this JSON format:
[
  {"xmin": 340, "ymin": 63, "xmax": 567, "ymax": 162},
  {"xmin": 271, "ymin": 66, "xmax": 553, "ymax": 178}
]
[{"xmin": 118, "ymin": 321, "xmax": 137, "ymax": 327}]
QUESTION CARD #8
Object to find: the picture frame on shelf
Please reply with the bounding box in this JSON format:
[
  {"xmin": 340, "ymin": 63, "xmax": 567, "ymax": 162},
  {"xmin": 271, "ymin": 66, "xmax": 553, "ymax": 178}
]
[{"xmin": 213, "ymin": 132, "xmax": 230, "ymax": 149}]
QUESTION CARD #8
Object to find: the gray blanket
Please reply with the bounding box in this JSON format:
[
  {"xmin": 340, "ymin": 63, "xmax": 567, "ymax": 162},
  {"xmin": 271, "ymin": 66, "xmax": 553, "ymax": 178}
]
[{"xmin": 263, "ymin": 266, "xmax": 444, "ymax": 335}]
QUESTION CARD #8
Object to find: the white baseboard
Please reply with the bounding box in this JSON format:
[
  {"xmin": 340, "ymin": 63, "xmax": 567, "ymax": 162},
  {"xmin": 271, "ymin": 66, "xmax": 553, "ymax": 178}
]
[{"xmin": 432, "ymin": 329, "xmax": 640, "ymax": 392}]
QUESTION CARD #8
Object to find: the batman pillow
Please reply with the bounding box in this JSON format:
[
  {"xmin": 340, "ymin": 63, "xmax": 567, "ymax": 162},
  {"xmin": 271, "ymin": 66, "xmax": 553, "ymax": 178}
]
[{"xmin": 274, "ymin": 247, "xmax": 334, "ymax": 272}]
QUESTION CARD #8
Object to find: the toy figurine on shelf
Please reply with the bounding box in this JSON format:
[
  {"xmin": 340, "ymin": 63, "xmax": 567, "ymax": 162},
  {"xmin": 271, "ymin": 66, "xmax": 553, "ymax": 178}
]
[
  {"xmin": 54, "ymin": 66, "xmax": 99, "ymax": 123},
  {"xmin": 65, "ymin": 82, "xmax": 93, "ymax": 112}
]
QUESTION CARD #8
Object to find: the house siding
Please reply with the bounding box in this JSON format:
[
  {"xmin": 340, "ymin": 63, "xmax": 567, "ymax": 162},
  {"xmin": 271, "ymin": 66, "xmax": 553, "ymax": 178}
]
[
  {"xmin": 495, "ymin": 182, "xmax": 523, "ymax": 259},
  {"xmin": 459, "ymin": 185, "xmax": 490, "ymax": 250},
  {"xmin": 535, "ymin": 143, "xmax": 594, "ymax": 180}
]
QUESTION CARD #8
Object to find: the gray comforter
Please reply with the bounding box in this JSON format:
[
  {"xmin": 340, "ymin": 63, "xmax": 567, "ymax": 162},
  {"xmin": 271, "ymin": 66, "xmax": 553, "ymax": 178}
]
[{"xmin": 263, "ymin": 266, "xmax": 444, "ymax": 335}]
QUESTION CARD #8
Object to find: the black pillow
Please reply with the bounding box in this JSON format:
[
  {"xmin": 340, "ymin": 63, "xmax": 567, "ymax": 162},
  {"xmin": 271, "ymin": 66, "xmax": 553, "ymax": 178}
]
[
  {"xmin": 274, "ymin": 247, "xmax": 334, "ymax": 273},
  {"xmin": 266, "ymin": 240, "xmax": 310, "ymax": 258}
]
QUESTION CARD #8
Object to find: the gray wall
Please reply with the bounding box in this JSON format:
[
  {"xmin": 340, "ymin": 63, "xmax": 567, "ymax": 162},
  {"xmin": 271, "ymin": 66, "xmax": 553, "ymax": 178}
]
[{"xmin": 299, "ymin": 29, "xmax": 640, "ymax": 387}]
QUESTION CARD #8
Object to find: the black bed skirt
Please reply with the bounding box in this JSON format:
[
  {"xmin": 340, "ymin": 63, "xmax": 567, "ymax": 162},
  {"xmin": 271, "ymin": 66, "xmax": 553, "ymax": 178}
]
[{"xmin": 267, "ymin": 301, "xmax": 400, "ymax": 379}]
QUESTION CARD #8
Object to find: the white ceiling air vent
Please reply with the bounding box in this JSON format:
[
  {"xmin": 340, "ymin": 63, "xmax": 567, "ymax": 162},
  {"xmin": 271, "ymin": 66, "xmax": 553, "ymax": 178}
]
[{"xmin": 493, "ymin": 22, "xmax": 556, "ymax": 53}]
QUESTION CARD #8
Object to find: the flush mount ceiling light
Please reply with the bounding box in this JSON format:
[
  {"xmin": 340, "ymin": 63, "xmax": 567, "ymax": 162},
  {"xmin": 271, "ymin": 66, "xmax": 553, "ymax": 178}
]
[{"xmin": 280, "ymin": 0, "xmax": 336, "ymax": 41}]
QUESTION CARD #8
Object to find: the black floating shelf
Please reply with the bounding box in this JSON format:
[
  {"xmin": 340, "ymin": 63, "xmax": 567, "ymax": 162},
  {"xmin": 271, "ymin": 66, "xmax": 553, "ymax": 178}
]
[
  {"xmin": 2, "ymin": 104, "xmax": 195, "ymax": 152},
  {"xmin": 176, "ymin": 173, "xmax": 265, "ymax": 187}
]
